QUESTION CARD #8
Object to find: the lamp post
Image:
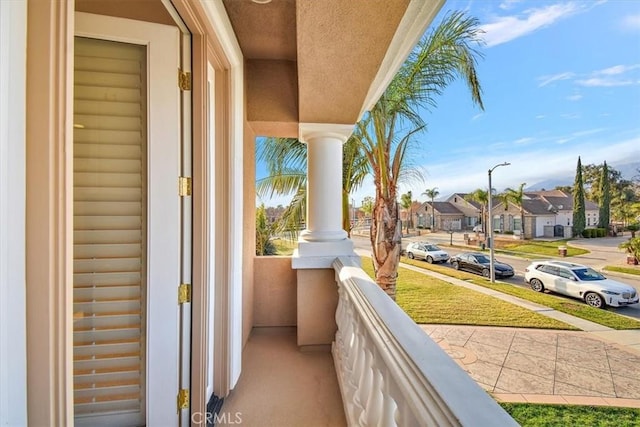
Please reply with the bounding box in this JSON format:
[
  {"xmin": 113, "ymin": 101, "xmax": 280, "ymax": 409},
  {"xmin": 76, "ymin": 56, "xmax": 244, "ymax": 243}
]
[
  {"xmin": 408, "ymin": 190, "xmax": 412, "ymax": 232},
  {"xmin": 488, "ymin": 162, "xmax": 510, "ymax": 283}
]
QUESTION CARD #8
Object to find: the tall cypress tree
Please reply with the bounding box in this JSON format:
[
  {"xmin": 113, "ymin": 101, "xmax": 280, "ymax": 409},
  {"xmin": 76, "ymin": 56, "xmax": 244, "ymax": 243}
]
[
  {"xmin": 598, "ymin": 161, "xmax": 610, "ymax": 229},
  {"xmin": 572, "ymin": 157, "xmax": 586, "ymax": 237}
]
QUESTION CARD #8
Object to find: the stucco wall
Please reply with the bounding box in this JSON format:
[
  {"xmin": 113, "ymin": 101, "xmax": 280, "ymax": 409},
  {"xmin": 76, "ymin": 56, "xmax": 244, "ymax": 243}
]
[
  {"xmin": 243, "ymin": 121, "xmax": 256, "ymax": 346},
  {"xmin": 253, "ymin": 257, "xmax": 297, "ymax": 327}
]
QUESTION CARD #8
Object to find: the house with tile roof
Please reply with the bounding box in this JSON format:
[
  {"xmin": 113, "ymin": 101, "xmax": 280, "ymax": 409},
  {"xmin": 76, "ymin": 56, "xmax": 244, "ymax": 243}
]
[
  {"xmin": 492, "ymin": 190, "xmax": 600, "ymax": 238},
  {"xmin": 416, "ymin": 201, "xmax": 466, "ymax": 231},
  {"xmin": 445, "ymin": 193, "xmax": 482, "ymax": 230}
]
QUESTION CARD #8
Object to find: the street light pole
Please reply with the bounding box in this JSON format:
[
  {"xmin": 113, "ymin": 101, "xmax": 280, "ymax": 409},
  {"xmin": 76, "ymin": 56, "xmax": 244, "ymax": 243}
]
[{"xmin": 488, "ymin": 162, "xmax": 511, "ymax": 283}]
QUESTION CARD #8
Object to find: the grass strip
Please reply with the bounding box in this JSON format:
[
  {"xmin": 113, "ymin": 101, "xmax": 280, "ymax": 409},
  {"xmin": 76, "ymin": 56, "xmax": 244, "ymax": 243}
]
[
  {"xmin": 603, "ymin": 265, "xmax": 640, "ymax": 276},
  {"xmin": 500, "ymin": 403, "xmax": 640, "ymax": 427},
  {"xmin": 400, "ymin": 257, "xmax": 640, "ymax": 330},
  {"xmin": 499, "ymin": 239, "xmax": 589, "ymax": 257},
  {"xmin": 360, "ymin": 258, "xmax": 574, "ymax": 329}
]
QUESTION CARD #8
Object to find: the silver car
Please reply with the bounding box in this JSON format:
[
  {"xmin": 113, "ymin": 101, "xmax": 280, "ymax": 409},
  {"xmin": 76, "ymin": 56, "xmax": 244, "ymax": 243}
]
[
  {"xmin": 524, "ymin": 260, "xmax": 639, "ymax": 308},
  {"xmin": 406, "ymin": 242, "xmax": 449, "ymax": 264}
]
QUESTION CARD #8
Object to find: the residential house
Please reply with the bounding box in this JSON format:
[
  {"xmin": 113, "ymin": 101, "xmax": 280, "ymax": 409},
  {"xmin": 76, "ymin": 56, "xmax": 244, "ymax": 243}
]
[
  {"xmin": 490, "ymin": 190, "xmax": 600, "ymax": 238},
  {"xmin": 445, "ymin": 193, "xmax": 482, "ymax": 230},
  {"xmin": 416, "ymin": 201, "xmax": 465, "ymax": 231},
  {"xmin": 1, "ymin": 1, "xmax": 516, "ymax": 426}
]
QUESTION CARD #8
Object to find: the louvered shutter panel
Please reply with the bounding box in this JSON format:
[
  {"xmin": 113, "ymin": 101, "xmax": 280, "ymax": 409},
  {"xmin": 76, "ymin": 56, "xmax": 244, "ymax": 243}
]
[{"xmin": 73, "ymin": 37, "xmax": 147, "ymax": 423}]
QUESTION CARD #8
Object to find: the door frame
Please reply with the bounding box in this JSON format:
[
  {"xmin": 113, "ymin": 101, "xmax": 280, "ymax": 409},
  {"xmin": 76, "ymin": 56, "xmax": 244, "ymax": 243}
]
[
  {"xmin": 74, "ymin": 12, "xmax": 182, "ymax": 426},
  {"xmin": 24, "ymin": 1, "xmax": 245, "ymax": 424}
]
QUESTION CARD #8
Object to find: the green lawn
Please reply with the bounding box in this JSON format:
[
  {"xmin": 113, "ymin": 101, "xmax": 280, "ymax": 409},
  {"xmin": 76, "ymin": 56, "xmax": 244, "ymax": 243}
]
[
  {"xmin": 603, "ymin": 265, "xmax": 640, "ymax": 276},
  {"xmin": 272, "ymin": 238, "xmax": 296, "ymax": 256},
  {"xmin": 498, "ymin": 239, "xmax": 589, "ymax": 257},
  {"xmin": 400, "ymin": 257, "xmax": 640, "ymax": 330},
  {"xmin": 360, "ymin": 259, "xmax": 574, "ymax": 329},
  {"xmin": 500, "ymin": 403, "xmax": 640, "ymax": 427}
]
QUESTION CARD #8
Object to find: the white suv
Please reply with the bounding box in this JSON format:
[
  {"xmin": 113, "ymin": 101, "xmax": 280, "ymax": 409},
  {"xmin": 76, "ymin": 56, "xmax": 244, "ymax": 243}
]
[{"xmin": 524, "ymin": 260, "xmax": 639, "ymax": 308}]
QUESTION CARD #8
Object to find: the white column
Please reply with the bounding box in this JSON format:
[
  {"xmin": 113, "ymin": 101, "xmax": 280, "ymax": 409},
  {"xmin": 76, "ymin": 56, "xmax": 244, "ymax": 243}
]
[{"xmin": 292, "ymin": 123, "xmax": 359, "ymax": 269}]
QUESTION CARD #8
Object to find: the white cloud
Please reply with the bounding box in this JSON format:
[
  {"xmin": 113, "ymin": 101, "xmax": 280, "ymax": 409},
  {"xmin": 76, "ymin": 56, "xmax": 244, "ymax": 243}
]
[
  {"xmin": 480, "ymin": 3, "xmax": 581, "ymax": 47},
  {"xmin": 472, "ymin": 113, "xmax": 484, "ymax": 121},
  {"xmin": 560, "ymin": 113, "xmax": 581, "ymax": 119},
  {"xmin": 574, "ymin": 64, "xmax": 640, "ymax": 87},
  {"xmin": 576, "ymin": 78, "xmax": 635, "ymax": 87},
  {"xmin": 499, "ymin": 0, "xmax": 523, "ymax": 10},
  {"xmin": 567, "ymin": 94, "xmax": 582, "ymax": 101},
  {"xmin": 622, "ymin": 14, "xmax": 640, "ymax": 30},
  {"xmin": 514, "ymin": 137, "xmax": 534, "ymax": 145},
  {"xmin": 538, "ymin": 72, "xmax": 575, "ymax": 87},
  {"xmin": 408, "ymin": 136, "xmax": 640, "ymax": 198},
  {"xmin": 535, "ymin": 114, "xmax": 546, "ymax": 119}
]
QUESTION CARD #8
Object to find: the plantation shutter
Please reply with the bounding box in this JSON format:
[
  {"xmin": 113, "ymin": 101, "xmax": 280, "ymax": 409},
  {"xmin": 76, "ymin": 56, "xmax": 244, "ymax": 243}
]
[{"xmin": 73, "ymin": 36, "xmax": 147, "ymax": 424}]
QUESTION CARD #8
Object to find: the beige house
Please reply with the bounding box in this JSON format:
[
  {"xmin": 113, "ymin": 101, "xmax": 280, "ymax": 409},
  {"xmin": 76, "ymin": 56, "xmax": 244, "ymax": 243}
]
[
  {"xmin": 446, "ymin": 193, "xmax": 482, "ymax": 230},
  {"xmin": 1, "ymin": 1, "xmax": 516, "ymax": 426},
  {"xmin": 491, "ymin": 190, "xmax": 600, "ymax": 239}
]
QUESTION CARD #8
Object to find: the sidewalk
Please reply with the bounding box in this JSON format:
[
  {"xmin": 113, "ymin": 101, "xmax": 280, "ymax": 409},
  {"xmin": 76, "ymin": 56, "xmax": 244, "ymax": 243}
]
[
  {"xmin": 358, "ymin": 249, "xmax": 640, "ymax": 407},
  {"xmin": 404, "ymin": 262, "xmax": 640, "ymax": 407}
]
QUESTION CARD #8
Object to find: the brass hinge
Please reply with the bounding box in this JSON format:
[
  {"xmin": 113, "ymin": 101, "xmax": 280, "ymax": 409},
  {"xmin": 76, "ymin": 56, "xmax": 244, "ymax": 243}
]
[
  {"xmin": 178, "ymin": 283, "xmax": 191, "ymax": 304},
  {"xmin": 177, "ymin": 389, "xmax": 189, "ymax": 411},
  {"xmin": 178, "ymin": 69, "xmax": 191, "ymax": 91},
  {"xmin": 178, "ymin": 176, "xmax": 192, "ymax": 197}
]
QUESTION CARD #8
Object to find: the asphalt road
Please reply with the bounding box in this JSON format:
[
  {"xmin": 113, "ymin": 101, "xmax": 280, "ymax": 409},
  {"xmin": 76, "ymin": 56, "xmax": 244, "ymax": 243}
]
[{"xmin": 351, "ymin": 231, "xmax": 640, "ymax": 319}]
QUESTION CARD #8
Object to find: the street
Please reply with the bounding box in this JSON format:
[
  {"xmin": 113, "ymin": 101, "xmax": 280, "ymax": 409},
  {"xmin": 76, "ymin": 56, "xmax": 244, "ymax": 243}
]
[{"xmin": 351, "ymin": 231, "xmax": 640, "ymax": 319}]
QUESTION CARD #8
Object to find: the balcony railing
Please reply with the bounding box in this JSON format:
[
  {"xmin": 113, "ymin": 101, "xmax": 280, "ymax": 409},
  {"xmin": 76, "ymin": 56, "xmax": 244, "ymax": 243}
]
[{"xmin": 332, "ymin": 257, "xmax": 518, "ymax": 427}]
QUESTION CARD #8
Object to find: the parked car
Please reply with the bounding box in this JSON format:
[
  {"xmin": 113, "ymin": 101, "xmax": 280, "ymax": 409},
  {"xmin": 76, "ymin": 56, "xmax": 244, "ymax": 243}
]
[
  {"xmin": 449, "ymin": 252, "xmax": 514, "ymax": 278},
  {"xmin": 406, "ymin": 242, "xmax": 449, "ymax": 263},
  {"xmin": 524, "ymin": 260, "xmax": 639, "ymax": 308}
]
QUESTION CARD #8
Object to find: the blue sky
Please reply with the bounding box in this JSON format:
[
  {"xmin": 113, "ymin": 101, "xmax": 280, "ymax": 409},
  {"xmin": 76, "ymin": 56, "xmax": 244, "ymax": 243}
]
[{"xmin": 258, "ymin": 0, "xmax": 640, "ymax": 207}]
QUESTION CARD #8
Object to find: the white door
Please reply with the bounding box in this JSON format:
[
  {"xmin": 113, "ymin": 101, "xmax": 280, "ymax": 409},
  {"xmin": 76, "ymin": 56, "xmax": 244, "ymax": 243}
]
[{"xmin": 73, "ymin": 12, "xmax": 181, "ymax": 426}]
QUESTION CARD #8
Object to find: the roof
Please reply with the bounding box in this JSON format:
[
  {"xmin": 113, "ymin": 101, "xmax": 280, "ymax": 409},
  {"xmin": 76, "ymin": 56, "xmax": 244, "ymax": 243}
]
[
  {"xmin": 521, "ymin": 198, "xmax": 557, "ymax": 215},
  {"xmin": 429, "ymin": 202, "xmax": 463, "ymax": 215},
  {"xmin": 448, "ymin": 193, "xmax": 482, "ymax": 209}
]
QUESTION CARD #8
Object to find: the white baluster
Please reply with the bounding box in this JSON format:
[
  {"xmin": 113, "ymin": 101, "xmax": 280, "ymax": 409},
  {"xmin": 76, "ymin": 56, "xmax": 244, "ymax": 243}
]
[{"xmin": 361, "ymin": 360, "xmax": 384, "ymax": 426}]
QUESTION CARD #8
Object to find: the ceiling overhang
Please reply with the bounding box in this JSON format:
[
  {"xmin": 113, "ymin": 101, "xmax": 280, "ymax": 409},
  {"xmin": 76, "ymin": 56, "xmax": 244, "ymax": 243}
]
[{"xmin": 222, "ymin": 0, "xmax": 445, "ymax": 137}]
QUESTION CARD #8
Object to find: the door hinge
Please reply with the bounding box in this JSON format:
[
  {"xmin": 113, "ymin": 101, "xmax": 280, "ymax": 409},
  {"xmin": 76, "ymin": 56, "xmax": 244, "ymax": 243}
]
[
  {"xmin": 178, "ymin": 283, "xmax": 191, "ymax": 304},
  {"xmin": 177, "ymin": 389, "xmax": 190, "ymax": 411},
  {"xmin": 178, "ymin": 69, "xmax": 191, "ymax": 91},
  {"xmin": 178, "ymin": 176, "xmax": 192, "ymax": 196}
]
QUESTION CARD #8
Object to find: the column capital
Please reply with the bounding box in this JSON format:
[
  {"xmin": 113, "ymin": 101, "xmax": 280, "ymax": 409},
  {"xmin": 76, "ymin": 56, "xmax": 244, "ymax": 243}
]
[{"xmin": 299, "ymin": 123, "xmax": 354, "ymax": 144}]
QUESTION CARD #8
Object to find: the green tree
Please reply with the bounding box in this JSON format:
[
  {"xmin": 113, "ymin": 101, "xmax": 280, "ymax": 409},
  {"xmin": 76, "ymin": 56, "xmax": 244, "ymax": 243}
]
[
  {"xmin": 342, "ymin": 137, "xmax": 370, "ymax": 237},
  {"xmin": 351, "ymin": 11, "xmax": 484, "ymax": 298},
  {"xmin": 256, "ymin": 136, "xmax": 369, "ymax": 238},
  {"xmin": 506, "ymin": 182, "xmax": 526, "ymax": 238},
  {"xmin": 572, "ymin": 157, "xmax": 586, "ymax": 237},
  {"xmin": 422, "ymin": 187, "xmax": 440, "ymax": 230},
  {"xmin": 400, "ymin": 191, "xmax": 413, "ymax": 233},
  {"xmin": 598, "ymin": 161, "xmax": 611, "ymax": 229},
  {"xmin": 361, "ymin": 196, "xmax": 374, "ymax": 218},
  {"xmin": 256, "ymin": 137, "xmax": 307, "ymax": 238},
  {"xmin": 256, "ymin": 204, "xmax": 276, "ymax": 256},
  {"xmin": 465, "ymin": 189, "xmax": 489, "ymax": 233}
]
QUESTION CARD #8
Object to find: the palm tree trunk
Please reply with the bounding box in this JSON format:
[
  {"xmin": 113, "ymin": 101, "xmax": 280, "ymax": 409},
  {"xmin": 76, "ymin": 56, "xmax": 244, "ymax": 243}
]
[{"xmin": 370, "ymin": 196, "xmax": 401, "ymax": 299}]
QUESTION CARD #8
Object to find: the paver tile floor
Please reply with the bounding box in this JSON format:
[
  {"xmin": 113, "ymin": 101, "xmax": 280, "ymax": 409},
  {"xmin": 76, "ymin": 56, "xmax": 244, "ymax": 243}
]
[{"xmin": 421, "ymin": 324, "xmax": 640, "ymax": 407}]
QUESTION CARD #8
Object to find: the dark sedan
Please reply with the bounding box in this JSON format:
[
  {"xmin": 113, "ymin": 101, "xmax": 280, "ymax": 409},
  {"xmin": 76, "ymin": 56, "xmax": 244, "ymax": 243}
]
[{"xmin": 449, "ymin": 252, "xmax": 514, "ymax": 278}]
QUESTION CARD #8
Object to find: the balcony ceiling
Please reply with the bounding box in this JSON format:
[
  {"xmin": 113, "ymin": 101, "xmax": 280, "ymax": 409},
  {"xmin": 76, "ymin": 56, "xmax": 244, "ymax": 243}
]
[{"xmin": 222, "ymin": 0, "xmax": 444, "ymax": 136}]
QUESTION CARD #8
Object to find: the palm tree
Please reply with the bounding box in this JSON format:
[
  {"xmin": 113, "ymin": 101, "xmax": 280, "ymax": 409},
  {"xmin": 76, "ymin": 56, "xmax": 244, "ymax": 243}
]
[
  {"xmin": 465, "ymin": 189, "xmax": 489, "ymax": 234},
  {"xmin": 506, "ymin": 183, "xmax": 526, "ymax": 238},
  {"xmin": 422, "ymin": 187, "xmax": 440, "ymax": 230},
  {"xmin": 400, "ymin": 192, "xmax": 413, "ymax": 234},
  {"xmin": 256, "ymin": 136, "xmax": 369, "ymax": 238},
  {"xmin": 351, "ymin": 11, "xmax": 484, "ymax": 298}
]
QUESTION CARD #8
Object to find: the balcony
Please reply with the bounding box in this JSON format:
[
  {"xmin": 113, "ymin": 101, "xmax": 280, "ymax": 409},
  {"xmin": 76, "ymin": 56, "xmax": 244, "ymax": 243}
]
[{"xmin": 220, "ymin": 256, "xmax": 517, "ymax": 426}]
